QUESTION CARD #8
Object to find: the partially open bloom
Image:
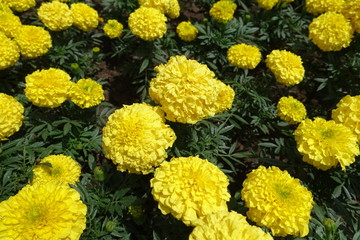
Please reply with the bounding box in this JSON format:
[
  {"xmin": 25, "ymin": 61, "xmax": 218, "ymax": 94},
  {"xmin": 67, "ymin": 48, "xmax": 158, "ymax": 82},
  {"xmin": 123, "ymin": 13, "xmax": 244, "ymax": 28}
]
[
  {"xmin": 0, "ymin": 32, "xmax": 20, "ymax": 70},
  {"xmin": 305, "ymin": 0, "xmax": 345, "ymax": 15},
  {"xmin": 227, "ymin": 43, "xmax": 261, "ymax": 69},
  {"xmin": 209, "ymin": 0, "xmax": 237, "ymax": 23},
  {"xmin": 149, "ymin": 55, "xmax": 235, "ymax": 124},
  {"xmin": 32, "ymin": 154, "xmax": 81, "ymax": 185},
  {"xmin": 265, "ymin": 49, "xmax": 305, "ymax": 86},
  {"xmin": 150, "ymin": 156, "xmax": 230, "ymax": 226},
  {"xmin": 0, "ymin": 11, "xmax": 22, "ymax": 38},
  {"xmin": 103, "ymin": 19, "xmax": 123, "ymax": 39},
  {"xmin": 0, "ymin": 182, "xmax": 87, "ymax": 239},
  {"xmin": 189, "ymin": 211, "xmax": 273, "ymax": 240},
  {"xmin": 332, "ymin": 95, "xmax": 360, "ymax": 141},
  {"xmin": 24, "ymin": 68, "xmax": 72, "ymax": 108},
  {"xmin": 0, "ymin": 93, "xmax": 24, "ymax": 141},
  {"xmin": 70, "ymin": 3, "xmax": 99, "ymax": 32},
  {"xmin": 1, "ymin": 0, "xmax": 36, "ymax": 12},
  {"xmin": 69, "ymin": 78, "xmax": 104, "ymax": 108},
  {"xmin": 294, "ymin": 117, "xmax": 359, "ymax": 170},
  {"xmin": 176, "ymin": 21, "xmax": 198, "ymax": 42},
  {"xmin": 128, "ymin": 7, "xmax": 167, "ymax": 41},
  {"xmin": 102, "ymin": 103, "xmax": 176, "ymax": 174},
  {"xmin": 256, "ymin": 0, "xmax": 279, "ymax": 10},
  {"xmin": 38, "ymin": 1, "xmax": 73, "ymax": 31},
  {"xmin": 309, "ymin": 12, "xmax": 354, "ymax": 51},
  {"xmin": 138, "ymin": 0, "xmax": 180, "ymax": 19},
  {"xmin": 277, "ymin": 96, "xmax": 306, "ymax": 124},
  {"xmin": 342, "ymin": 0, "xmax": 360, "ymax": 33},
  {"xmin": 242, "ymin": 166, "xmax": 314, "ymax": 237}
]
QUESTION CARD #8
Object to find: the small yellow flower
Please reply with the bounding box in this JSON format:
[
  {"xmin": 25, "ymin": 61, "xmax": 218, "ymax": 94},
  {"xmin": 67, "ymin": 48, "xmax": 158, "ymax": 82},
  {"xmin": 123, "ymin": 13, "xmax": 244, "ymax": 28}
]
[
  {"xmin": 103, "ymin": 19, "xmax": 123, "ymax": 39},
  {"xmin": 70, "ymin": 3, "xmax": 99, "ymax": 32},
  {"xmin": 0, "ymin": 11, "xmax": 22, "ymax": 38},
  {"xmin": 227, "ymin": 43, "xmax": 261, "ymax": 69},
  {"xmin": 1, "ymin": 0, "xmax": 36, "ymax": 12},
  {"xmin": 38, "ymin": 1, "xmax": 73, "ymax": 31},
  {"xmin": 277, "ymin": 96, "xmax": 307, "ymax": 124},
  {"xmin": 256, "ymin": 0, "xmax": 279, "ymax": 10},
  {"xmin": 209, "ymin": 0, "xmax": 237, "ymax": 23},
  {"xmin": 342, "ymin": 0, "xmax": 360, "ymax": 34},
  {"xmin": 176, "ymin": 21, "xmax": 198, "ymax": 42},
  {"xmin": 0, "ymin": 32, "xmax": 20, "ymax": 70},
  {"xmin": 305, "ymin": 0, "xmax": 345, "ymax": 15},
  {"xmin": 0, "ymin": 93, "xmax": 24, "ymax": 141},
  {"xmin": 69, "ymin": 78, "xmax": 105, "ymax": 108}
]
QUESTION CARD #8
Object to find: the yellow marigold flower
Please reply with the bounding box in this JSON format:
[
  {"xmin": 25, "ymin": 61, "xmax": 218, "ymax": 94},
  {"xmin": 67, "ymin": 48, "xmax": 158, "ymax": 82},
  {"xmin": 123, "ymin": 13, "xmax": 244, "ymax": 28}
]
[
  {"xmin": 38, "ymin": 1, "xmax": 73, "ymax": 31},
  {"xmin": 0, "ymin": 32, "xmax": 20, "ymax": 70},
  {"xmin": 0, "ymin": 93, "xmax": 24, "ymax": 141},
  {"xmin": 176, "ymin": 21, "xmax": 198, "ymax": 42},
  {"xmin": 103, "ymin": 19, "xmax": 123, "ymax": 39},
  {"xmin": 265, "ymin": 49, "xmax": 305, "ymax": 86},
  {"xmin": 305, "ymin": 0, "xmax": 345, "ymax": 15},
  {"xmin": 0, "ymin": 11, "xmax": 22, "ymax": 38},
  {"xmin": 149, "ymin": 55, "xmax": 235, "ymax": 124},
  {"xmin": 256, "ymin": 0, "xmax": 279, "ymax": 10},
  {"xmin": 189, "ymin": 211, "xmax": 273, "ymax": 240},
  {"xmin": 51, "ymin": 0, "xmax": 69, "ymax": 2},
  {"xmin": 294, "ymin": 117, "xmax": 360, "ymax": 171},
  {"xmin": 24, "ymin": 68, "xmax": 72, "ymax": 108},
  {"xmin": 227, "ymin": 43, "xmax": 261, "ymax": 69},
  {"xmin": 242, "ymin": 166, "xmax": 314, "ymax": 237},
  {"xmin": 1, "ymin": 0, "xmax": 35, "ymax": 12},
  {"xmin": 102, "ymin": 103, "xmax": 176, "ymax": 174},
  {"xmin": 0, "ymin": 182, "xmax": 87, "ymax": 239},
  {"xmin": 70, "ymin": 3, "xmax": 99, "ymax": 32},
  {"xmin": 332, "ymin": 95, "xmax": 360, "ymax": 141},
  {"xmin": 32, "ymin": 154, "xmax": 81, "ymax": 185},
  {"xmin": 128, "ymin": 7, "xmax": 167, "ymax": 41},
  {"xmin": 150, "ymin": 156, "xmax": 230, "ymax": 226},
  {"xmin": 138, "ymin": 0, "xmax": 180, "ymax": 19},
  {"xmin": 277, "ymin": 96, "xmax": 306, "ymax": 124},
  {"xmin": 166, "ymin": 0, "xmax": 180, "ymax": 19},
  {"xmin": 309, "ymin": 12, "xmax": 354, "ymax": 52},
  {"xmin": 342, "ymin": 0, "xmax": 360, "ymax": 33},
  {"xmin": 69, "ymin": 78, "xmax": 104, "ymax": 108},
  {"xmin": 209, "ymin": 0, "xmax": 237, "ymax": 23}
]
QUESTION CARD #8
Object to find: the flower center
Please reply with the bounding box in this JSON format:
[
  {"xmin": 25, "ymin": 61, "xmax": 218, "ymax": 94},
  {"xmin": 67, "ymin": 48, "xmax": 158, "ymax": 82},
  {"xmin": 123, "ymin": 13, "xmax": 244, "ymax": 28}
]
[
  {"xmin": 321, "ymin": 128, "xmax": 334, "ymax": 139},
  {"xmin": 26, "ymin": 204, "xmax": 48, "ymax": 223},
  {"xmin": 274, "ymin": 183, "xmax": 292, "ymax": 199},
  {"xmin": 51, "ymin": 168, "xmax": 61, "ymax": 177}
]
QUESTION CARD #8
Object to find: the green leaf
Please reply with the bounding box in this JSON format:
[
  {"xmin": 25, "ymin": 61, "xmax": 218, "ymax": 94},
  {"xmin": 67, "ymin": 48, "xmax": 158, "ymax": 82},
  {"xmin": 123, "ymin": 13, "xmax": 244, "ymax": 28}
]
[{"xmin": 139, "ymin": 58, "xmax": 149, "ymax": 73}]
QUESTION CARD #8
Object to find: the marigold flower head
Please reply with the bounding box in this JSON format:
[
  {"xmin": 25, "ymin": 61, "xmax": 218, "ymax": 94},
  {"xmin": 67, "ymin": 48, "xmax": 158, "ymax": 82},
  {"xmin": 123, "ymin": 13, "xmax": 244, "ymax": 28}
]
[
  {"xmin": 102, "ymin": 103, "xmax": 176, "ymax": 174},
  {"xmin": 242, "ymin": 166, "xmax": 314, "ymax": 237},
  {"xmin": 0, "ymin": 93, "xmax": 24, "ymax": 141},
  {"xmin": 138, "ymin": 0, "xmax": 180, "ymax": 19},
  {"xmin": 70, "ymin": 3, "xmax": 99, "ymax": 32},
  {"xmin": 0, "ymin": 32, "xmax": 20, "ymax": 70},
  {"xmin": 38, "ymin": 1, "xmax": 73, "ymax": 31},
  {"xmin": 103, "ymin": 19, "xmax": 123, "ymax": 39},
  {"xmin": 32, "ymin": 154, "xmax": 81, "ymax": 185},
  {"xmin": 209, "ymin": 0, "xmax": 237, "ymax": 23},
  {"xmin": 277, "ymin": 96, "xmax": 306, "ymax": 124},
  {"xmin": 227, "ymin": 43, "xmax": 261, "ymax": 69},
  {"xmin": 332, "ymin": 95, "xmax": 360, "ymax": 141},
  {"xmin": 342, "ymin": 0, "xmax": 360, "ymax": 33},
  {"xmin": 0, "ymin": 182, "xmax": 87, "ymax": 239},
  {"xmin": 24, "ymin": 68, "xmax": 72, "ymax": 108},
  {"xmin": 0, "ymin": 11, "xmax": 22, "ymax": 38},
  {"xmin": 305, "ymin": 0, "xmax": 345, "ymax": 15},
  {"xmin": 1, "ymin": 0, "xmax": 35, "ymax": 12},
  {"xmin": 149, "ymin": 55, "xmax": 235, "ymax": 124},
  {"xmin": 189, "ymin": 211, "xmax": 274, "ymax": 240},
  {"xmin": 256, "ymin": 0, "xmax": 279, "ymax": 10},
  {"xmin": 150, "ymin": 156, "xmax": 230, "ymax": 226},
  {"xmin": 265, "ymin": 49, "xmax": 305, "ymax": 86},
  {"xmin": 309, "ymin": 12, "xmax": 354, "ymax": 52},
  {"xmin": 69, "ymin": 78, "xmax": 104, "ymax": 108},
  {"xmin": 176, "ymin": 21, "xmax": 198, "ymax": 42},
  {"xmin": 128, "ymin": 7, "xmax": 167, "ymax": 41},
  {"xmin": 51, "ymin": 0, "xmax": 69, "ymax": 2},
  {"xmin": 294, "ymin": 117, "xmax": 359, "ymax": 171}
]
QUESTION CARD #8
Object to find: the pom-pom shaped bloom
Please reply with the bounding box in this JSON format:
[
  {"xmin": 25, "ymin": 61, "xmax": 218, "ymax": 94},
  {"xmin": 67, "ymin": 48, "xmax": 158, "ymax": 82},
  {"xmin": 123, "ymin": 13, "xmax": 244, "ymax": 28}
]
[
  {"xmin": 209, "ymin": 0, "xmax": 237, "ymax": 23},
  {"xmin": 1, "ymin": 0, "xmax": 35, "ymax": 12},
  {"xmin": 227, "ymin": 43, "xmax": 261, "ymax": 69},
  {"xmin": 242, "ymin": 166, "xmax": 314, "ymax": 237},
  {"xmin": 176, "ymin": 21, "xmax": 198, "ymax": 42},
  {"xmin": 149, "ymin": 55, "xmax": 235, "ymax": 124},
  {"xmin": 128, "ymin": 7, "xmax": 167, "ymax": 41},
  {"xmin": 0, "ymin": 11, "xmax": 22, "ymax": 38},
  {"xmin": 277, "ymin": 96, "xmax": 306, "ymax": 124},
  {"xmin": 332, "ymin": 95, "xmax": 360, "ymax": 141},
  {"xmin": 32, "ymin": 154, "xmax": 81, "ymax": 185},
  {"xmin": 0, "ymin": 182, "xmax": 87, "ymax": 239},
  {"xmin": 24, "ymin": 68, "xmax": 72, "ymax": 108},
  {"xmin": 0, "ymin": 33, "xmax": 20, "ymax": 70},
  {"xmin": 265, "ymin": 49, "xmax": 305, "ymax": 86},
  {"xmin": 38, "ymin": 1, "xmax": 73, "ymax": 31},
  {"xmin": 13, "ymin": 25, "xmax": 52, "ymax": 58},
  {"xmin": 305, "ymin": 0, "xmax": 345, "ymax": 15},
  {"xmin": 150, "ymin": 156, "xmax": 230, "ymax": 226},
  {"xmin": 138, "ymin": 0, "xmax": 180, "ymax": 19},
  {"xmin": 256, "ymin": 0, "xmax": 279, "ymax": 10},
  {"xmin": 103, "ymin": 19, "xmax": 123, "ymax": 39},
  {"xmin": 69, "ymin": 78, "xmax": 104, "ymax": 108},
  {"xmin": 342, "ymin": 0, "xmax": 360, "ymax": 33},
  {"xmin": 0, "ymin": 93, "xmax": 24, "ymax": 141},
  {"xmin": 309, "ymin": 12, "xmax": 354, "ymax": 52},
  {"xmin": 102, "ymin": 103, "xmax": 176, "ymax": 174},
  {"xmin": 189, "ymin": 211, "xmax": 274, "ymax": 240},
  {"xmin": 294, "ymin": 117, "xmax": 359, "ymax": 171},
  {"xmin": 70, "ymin": 3, "xmax": 99, "ymax": 32}
]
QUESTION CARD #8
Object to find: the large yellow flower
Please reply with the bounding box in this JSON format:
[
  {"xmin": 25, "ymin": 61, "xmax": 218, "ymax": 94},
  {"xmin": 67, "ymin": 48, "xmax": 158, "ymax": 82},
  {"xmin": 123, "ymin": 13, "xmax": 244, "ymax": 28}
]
[
  {"xmin": 70, "ymin": 3, "xmax": 99, "ymax": 32},
  {"xmin": 305, "ymin": 0, "xmax": 345, "ymax": 15},
  {"xmin": 294, "ymin": 117, "xmax": 359, "ymax": 170},
  {"xmin": 1, "ymin": 0, "xmax": 35, "ymax": 12},
  {"xmin": 0, "ymin": 32, "xmax": 20, "ymax": 70},
  {"xmin": 149, "ymin": 55, "xmax": 235, "ymax": 124},
  {"xmin": 241, "ymin": 166, "xmax": 314, "ymax": 237},
  {"xmin": 189, "ymin": 211, "xmax": 273, "ymax": 240},
  {"xmin": 308, "ymin": 12, "xmax": 354, "ymax": 52},
  {"xmin": 69, "ymin": 78, "xmax": 104, "ymax": 108},
  {"xmin": 32, "ymin": 154, "xmax": 81, "ymax": 185},
  {"xmin": 176, "ymin": 21, "xmax": 198, "ymax": 42},
  {"xmin": 342, "ymin": 0, "xmax": 360, "ymax": 33},
  {"xmin": 24, "ymin": 68, "xmax": 72, "ymax": 108},
  {"xmin": 277, "ymin": 96, "xmax": 306, "ymax": 124},
  {"xmin": 38, "ymin": 1, "xmax": 73, "ymax": 31},
  {"xmin": 138, "ymin": 0, "xmax": 180, "ymax": 19},
  {"xmin": 0, "ymin": 182, "xmax": 87, "ymax": 239},
  {"xmin": 227, "ymin": 43, "xmax": 261, "ymax": 69},
  {"xmin": 150, "ymin": 156, "xmax": 230, "ymax": 226},
  {"xmin": 256, "ymin": 0, "xmax": 279, "ymax": 10},
  {"xmin": 103, "ymin": 19, "xmax": 123, "ymax": 39},
  {"xmin": 0, "ymin": 93, "xmax": 24, "ymax": 141},
  {"xmin": 209, "ymin": 0, "xmax": 237, "ymax": 23},
  {"xmin": 102, "ymin": 103, "xmax": 176, "ymax": 174},
  {"xmin": 128, "ymin": 7, "xmax": 167, "ymax": 41},
  {"xmin": 265, "ymin": 49, "xmax": 305, "ymax": 86},
  {"xmin": 0, "ymin": 11, "xmax": 22, "ymax": 38}
]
